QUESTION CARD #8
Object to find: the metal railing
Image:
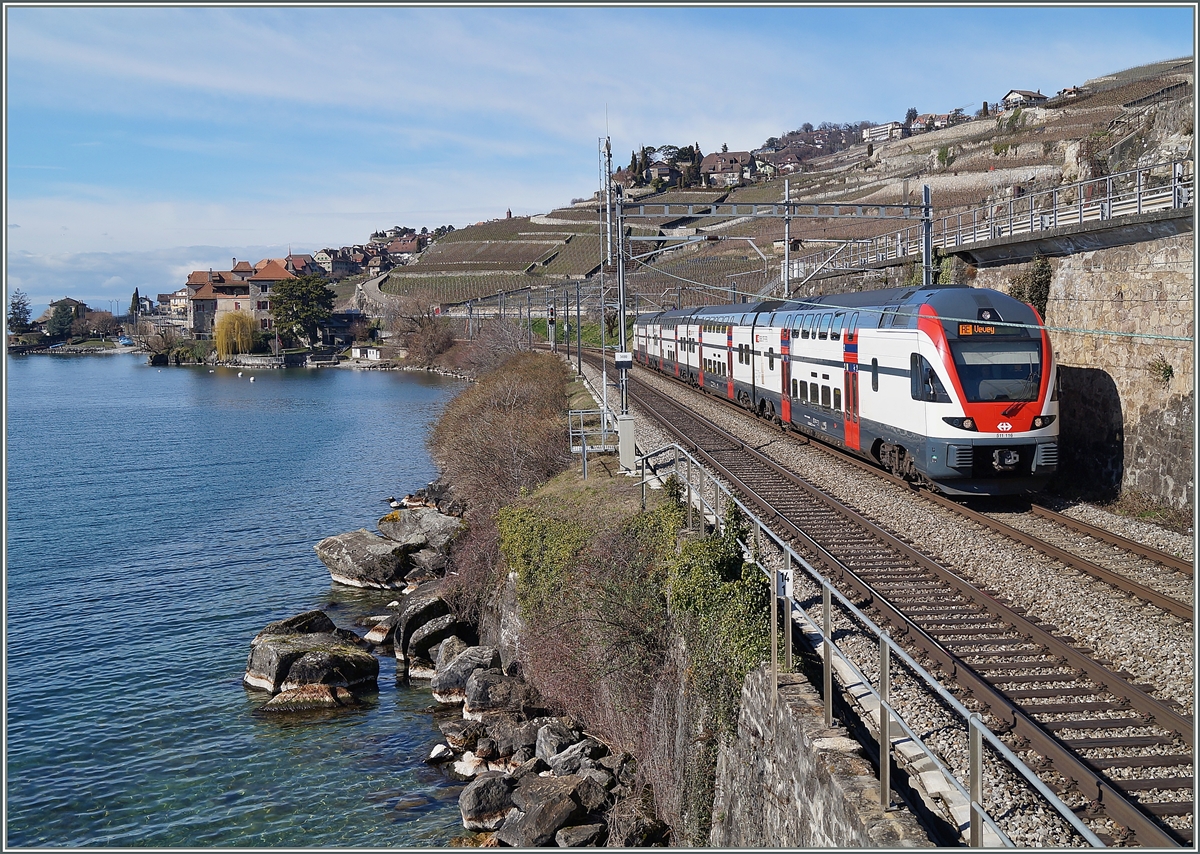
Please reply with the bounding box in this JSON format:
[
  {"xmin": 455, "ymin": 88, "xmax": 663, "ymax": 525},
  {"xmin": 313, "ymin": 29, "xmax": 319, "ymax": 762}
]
[
  {"xmin": 789, "ymin": 159, "xmax": 1192, "ymax": 281},
  {"xmin": 636, "ymin": 442, "xmax": 1105, "ymax": 848}
]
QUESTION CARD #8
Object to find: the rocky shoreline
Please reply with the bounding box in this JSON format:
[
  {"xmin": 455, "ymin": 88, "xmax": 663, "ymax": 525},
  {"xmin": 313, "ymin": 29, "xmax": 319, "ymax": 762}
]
[{"xmin": 243, "ymin": 480, "xmax": 638, "ymax": 847}]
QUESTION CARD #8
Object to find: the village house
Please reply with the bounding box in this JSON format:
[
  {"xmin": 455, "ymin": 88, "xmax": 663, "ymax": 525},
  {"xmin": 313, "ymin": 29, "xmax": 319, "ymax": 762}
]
[
  {"xmin": 647, "ymin": 161, "xmax": 682, "ymax": 188},
  {"xmin": 314, "ymin": 248, "xmax": 356, "ymax": 278},
  {"xmin": 33, "ymin": 297, "xmax": 90, "ymax": 333},
  {"xmin": 1000, "ymin": 89, "xmax": 1048, "ymax": 110},
  {"xmin": 185, "ymin": 259, "xmax": 295, "ymax": 336},
  {"xmin": 862, "ymin": 121, "xmax": 906, "ymax": 143},
  {"xmin": 700, "ymin": 151, "xmax": 755, "ymax": 187}
]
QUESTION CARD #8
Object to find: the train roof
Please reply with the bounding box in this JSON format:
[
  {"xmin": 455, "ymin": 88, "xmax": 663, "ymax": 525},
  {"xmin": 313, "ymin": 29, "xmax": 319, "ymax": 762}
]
[{"xmin": 634, "ymin": 285, "xmax": 1041, "ymax": 335}]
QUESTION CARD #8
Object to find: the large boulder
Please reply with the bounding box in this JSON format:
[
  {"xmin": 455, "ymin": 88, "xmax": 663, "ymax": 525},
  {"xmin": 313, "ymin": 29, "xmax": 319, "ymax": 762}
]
[
  {"xmin": 244, "ymin": 610, "xmax": 378, "ymax": 694},
  {"xmin": 459, "ymin": 773, "xmax": 517, "ymax": 831},
  {"xmin": 406, "ymin": 613, "xmax": 465, "ymax": 670},
  {"xmin": 431, "ymin": 646, "xmax": 502, "ymax": 704},
  {"xmin": 556, "ymin": 823, "xmax": 606, "ymax": 847},
  {"xmin": 495, "ymin": 775, "xmax": 586, "ymax": 848},
  {"xmin": 314, "ymin": 529, "xmax": 418, "ymax": 588},
  {"xmin": 440, "ymin": 719, "xmax": 487, "ymax": 752},
  {"xmin": 464, "ymin": 669, "xmax": 541, "ymax": 721},
  {"xmin": 395, "ymin": 584, "xmax": 450, "ymax": 657},
  {"xmin": 546, "ymin": 737, "xmax": 606, "ymax": 777},
  {"xmin": 280, "ymin": 646, "xmax": 379, "ymax": 692},
  {"xmin": 377, "ymin": 506, "xmax": 463, "ymax": 551},
  {"xmin": 536, "ymin": 720, "xmax": 581, "ymax": 763}
]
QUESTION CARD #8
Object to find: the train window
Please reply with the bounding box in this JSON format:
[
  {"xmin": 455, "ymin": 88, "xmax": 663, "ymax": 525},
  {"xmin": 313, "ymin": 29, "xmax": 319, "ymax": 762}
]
[
  {"xmin": 871, "ymin": 358, "xmax": 879, "ymax": 392},
  {"xmin": 910, "ymin": 353, "xmax": 952, "ymax": 402},
  {"xmin": 791, "ymin": 379, "xmax": 798, "ymax": 398},
  {"xmin": 801, "ymin": 314, "xmax": 814, "ymax": 339},
  {"xmin": 950, "ymin": 340, "xmax": 1041, "ymax": 402},
  {"xmin": 878, "ymin": 308, "xmax": 892, "ymax": 328},
  {"xmin": 833, "ymin": 388, "xmax": 842, "ymax": 410},
  {"xmin": 821, "ymin": 385, "xmax": 831, "ymax": 408},
  {"xmin": 831, "ymin": 313, "xmax": 844, "ymax": 341},
  {"xmin": 848, "ymin": 312, "xmax": 859, "ymax": 336},
  {"xmin": 818, "ymin": 314, "xmax": 832, "ymax": 339}
]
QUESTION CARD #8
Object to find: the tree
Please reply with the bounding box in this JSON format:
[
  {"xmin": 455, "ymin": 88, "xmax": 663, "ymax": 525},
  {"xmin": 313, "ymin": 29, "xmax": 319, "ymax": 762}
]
[
  {"xmin": 905, "ymin": 107, "xmax": 918, "ymax": 126},
  {"xmin": 721, "ymin": 143, "xmax": 729, "ymax": 153},
  {"xmin": 47, "ymin": 303, "xmax": 74, "ymax": 337},
  {"xmin": 88, "ymin": 311, "xmax": 121, "ymax": 338},
  {"xmin": 801, "ymin": 122, "xmax": 814, "ymax": 133},
  {"xmin": 268, "ymin": 274, "xmax": 335, "ymax": 346},
  {"xmin": 129, "ymin": 288, "xmax": 140, "ymax": 316},
  {"xmin": 214, "ymin": 311, "xmax": 256, "ymax": 359},
  {"xmin": 981, "ymin": 101, "xmax": 989, "ymax": 118},
  {"xmin": 70, "ymin": 317, "xmax": 92, "ymax": 339},
  {"xmin": 7, "ymin": 289, "xmax": 31, "ymax": 334}
]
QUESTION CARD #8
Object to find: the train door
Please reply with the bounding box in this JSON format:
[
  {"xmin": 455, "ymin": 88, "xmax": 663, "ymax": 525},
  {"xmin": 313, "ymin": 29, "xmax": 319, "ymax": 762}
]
[
  {"xmin": 843, "ymin": 312, "xmax": 861, "ymax": 450},
  {"xmin": 726, "ymin": 325, "xmax": 735, "ymax": 400},
  {"xmin": 780, "ymin": 326, "xmax": 791, "ymax": 423}
]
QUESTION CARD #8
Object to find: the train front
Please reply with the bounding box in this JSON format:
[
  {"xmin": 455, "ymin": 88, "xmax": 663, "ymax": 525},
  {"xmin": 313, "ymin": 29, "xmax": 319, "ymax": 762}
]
[{"xmin": 919, "ymin": 291, "xmax": 1059, "ymax": 496}]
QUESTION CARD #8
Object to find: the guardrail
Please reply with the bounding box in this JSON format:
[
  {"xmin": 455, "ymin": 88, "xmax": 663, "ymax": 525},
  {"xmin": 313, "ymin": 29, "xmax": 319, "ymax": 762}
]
[
  {"xmin": 789, "ymin": 160, "xmax": 1192, "ymax": 279},
  {"xmin": 635, "ymin": 442, "xmax": 1105, "ymax": 847}
]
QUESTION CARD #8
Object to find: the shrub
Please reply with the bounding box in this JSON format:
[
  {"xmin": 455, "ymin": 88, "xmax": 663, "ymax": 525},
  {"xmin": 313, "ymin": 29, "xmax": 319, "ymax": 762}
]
[{"xmin": 1008, "ymin": 254, "xmax": 1052, "ymax": 318}]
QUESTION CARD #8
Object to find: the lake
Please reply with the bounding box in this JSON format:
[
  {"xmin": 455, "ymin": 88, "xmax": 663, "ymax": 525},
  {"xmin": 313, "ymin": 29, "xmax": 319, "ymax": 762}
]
[{"xmin": 5, "ymin": 353, "xmax": 470, "ymax": 846}]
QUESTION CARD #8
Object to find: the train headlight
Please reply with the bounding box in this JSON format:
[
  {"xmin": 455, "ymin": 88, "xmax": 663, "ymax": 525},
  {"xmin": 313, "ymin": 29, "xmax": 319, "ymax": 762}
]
[
  {"xmin": 942, "ymin": 417, "xmax": 977, "ymax": 431},
  {"xmin": 1032, "ymin": 415, "xmax": 1056, "ymax": 429}
]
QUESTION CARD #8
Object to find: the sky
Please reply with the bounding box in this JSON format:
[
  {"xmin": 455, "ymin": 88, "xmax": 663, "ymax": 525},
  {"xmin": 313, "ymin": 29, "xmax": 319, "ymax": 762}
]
[{"xmin": 4, "ymin": 4, "xmax": 1195, "ymax": 316}]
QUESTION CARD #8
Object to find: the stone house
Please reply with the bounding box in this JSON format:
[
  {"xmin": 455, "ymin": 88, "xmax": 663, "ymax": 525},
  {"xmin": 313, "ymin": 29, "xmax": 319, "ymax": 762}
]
[
  {"xmin": 647, "ymin": 161, "xmax": 681, "ymax": 188},
  {"xmin": 700, "ymin": 151, "xmax": 755, "ymax": 187}
]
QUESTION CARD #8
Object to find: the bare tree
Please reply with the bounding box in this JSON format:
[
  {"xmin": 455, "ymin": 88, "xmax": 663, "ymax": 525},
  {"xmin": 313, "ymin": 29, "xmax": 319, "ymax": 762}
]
[{"xmin": 384, "ymin": 294, "xmax": 454, "ymax": 365}]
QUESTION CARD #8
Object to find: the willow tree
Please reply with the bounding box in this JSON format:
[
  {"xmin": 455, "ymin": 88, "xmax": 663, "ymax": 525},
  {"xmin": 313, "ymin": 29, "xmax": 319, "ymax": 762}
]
[{"xmin": 214, "ymin": 311, "xmax": 255, "ymax": 359}]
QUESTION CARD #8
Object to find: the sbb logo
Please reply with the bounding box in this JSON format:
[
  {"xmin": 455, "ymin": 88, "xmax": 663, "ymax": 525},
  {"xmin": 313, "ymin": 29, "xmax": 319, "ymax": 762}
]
[{"xmin": 997, "ymin": 421, "xmax": 1012, "ymax": 432}]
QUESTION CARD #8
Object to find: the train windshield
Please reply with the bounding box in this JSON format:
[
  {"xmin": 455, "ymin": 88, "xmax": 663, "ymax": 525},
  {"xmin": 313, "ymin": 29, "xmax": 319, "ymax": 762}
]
[{"xmin": 949, "ymin": 340, "xmax": 1042, "ymax": 402}]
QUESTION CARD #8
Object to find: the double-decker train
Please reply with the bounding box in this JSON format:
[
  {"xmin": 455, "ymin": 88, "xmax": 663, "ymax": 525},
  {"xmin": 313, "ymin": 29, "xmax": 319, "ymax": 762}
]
[{"xmin": 633, "ymin": 284, "xmax": 1059, "ymax": 496}]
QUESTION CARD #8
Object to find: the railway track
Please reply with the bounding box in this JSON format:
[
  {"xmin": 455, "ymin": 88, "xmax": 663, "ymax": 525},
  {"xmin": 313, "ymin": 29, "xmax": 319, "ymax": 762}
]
[
  {"xmin": 610, "ymin": 351, "xmax": 1193, "ymax": 623},
  {"xmin": 610, "ymin": 363, "xmax": 1194, "ymax": 847}
]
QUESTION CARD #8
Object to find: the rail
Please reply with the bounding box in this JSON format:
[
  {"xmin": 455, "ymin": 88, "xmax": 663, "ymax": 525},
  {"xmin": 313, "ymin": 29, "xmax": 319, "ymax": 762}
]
[
  {"xmin": 789, "ymin": 159, "xmax": 1192, "ymax": 279},
  {"xmin": 636, "ymin": 442, "xmax": 1105, "ymax": 847}
]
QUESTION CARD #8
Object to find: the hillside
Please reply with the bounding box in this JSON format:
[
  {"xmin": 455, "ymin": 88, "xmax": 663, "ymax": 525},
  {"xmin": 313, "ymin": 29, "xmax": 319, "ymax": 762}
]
[{"xmin": 383, "ymin": 57, "xmax": 1193, "ymax": 310}]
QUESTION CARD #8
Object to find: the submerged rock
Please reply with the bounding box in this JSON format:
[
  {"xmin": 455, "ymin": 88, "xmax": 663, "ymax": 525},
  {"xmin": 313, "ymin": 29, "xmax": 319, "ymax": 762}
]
[{"xmin": 259, "ymin": 684, "xmax": 360, "ymax": 713}]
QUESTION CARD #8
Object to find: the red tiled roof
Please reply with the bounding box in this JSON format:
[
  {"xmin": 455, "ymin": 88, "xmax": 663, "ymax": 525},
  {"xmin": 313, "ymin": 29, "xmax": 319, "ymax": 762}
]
[
  {"xmin": 250, "ymin": 260, "xmax": 297, "ymax": 281},
  {"xmin": 187, "ymin": 270, "xmax": 231, "ymax": 286},
  {"xmin": 232, "ymin": 261, "xmax": 254, "ymax": 272}
]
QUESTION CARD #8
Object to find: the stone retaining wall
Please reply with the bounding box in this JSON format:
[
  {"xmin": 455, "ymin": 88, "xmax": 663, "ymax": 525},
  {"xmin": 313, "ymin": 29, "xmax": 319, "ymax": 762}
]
[
  {"xmin": 972, "ymin": 231, "xmax": 1193, "ymax": 510},
  {"xmin": 710, "ymin": 666, "xmax": 933, "ymax": 848},
  {"xmin": 800, "ymin": 229, "xmax": 1193, "ymax": 512}
]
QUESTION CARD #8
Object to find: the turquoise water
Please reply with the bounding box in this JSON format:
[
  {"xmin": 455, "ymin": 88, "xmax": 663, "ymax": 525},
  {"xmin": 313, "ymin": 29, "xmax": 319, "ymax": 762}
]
[{"xmin": 5, "ymin": 354, "xmax": 469, "ymax": 847}]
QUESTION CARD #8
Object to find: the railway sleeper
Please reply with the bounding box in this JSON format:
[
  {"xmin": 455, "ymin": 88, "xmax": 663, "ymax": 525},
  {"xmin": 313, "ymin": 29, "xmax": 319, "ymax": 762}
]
[
  {"xmin": 1022, "ymin": 700, "xmax": 1133, "ymax": 714},
  {"xmin": 983, "ymin": 672, "xmax": 1083, "ymax": 685},
  {"xmin": 1084, "ymin": 754, "xmax": 1193, "ymax": 769},
  {"xmin": 1007, "ymin": 686, "xmax": 1102, "ymax": 699},
  {"xmin": 1065, "ymin": 735, "xmax": 1178, "ymax": 749},
  {"xmin": 1038, "ymin": 716, "xmax": 1149, "ymax": 730},
  {"xmin": 1116, "ymin": 777, "xmax": 1194, "ymax": 791}
]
